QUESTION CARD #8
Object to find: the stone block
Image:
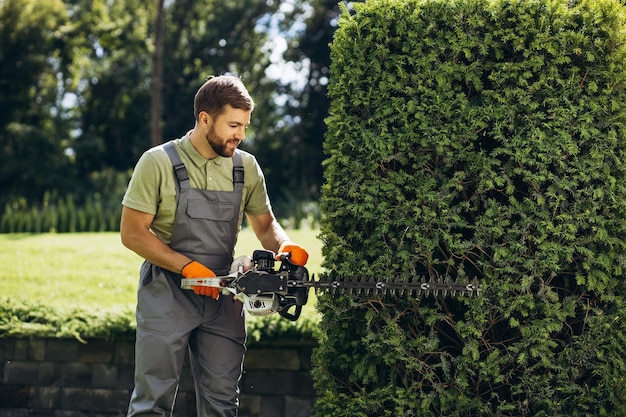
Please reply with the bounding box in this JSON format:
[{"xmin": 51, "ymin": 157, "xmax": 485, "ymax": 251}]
[
  {"xmin": 38, "ymin": 362, "xmax": 63, "ymax": 386},
  {"xmin": 239, "ymin": 394, "xmax": 262, "ymax": 417},
  {"xmin": 77, "ymin": 341, "xmax": 113, "ymax": 363},
  {"xmin": 60, "ymin": 388, "xmax": 129, "ymax": 413},
  {"xmin": 172, "ymin": 390, "xmax": 195, "ymax": 416},
  {"xmin": 0, "ymin": 337, "xmax": 317, "ymax": 417},
  {"xmin": 115, "ymin": 364, "xmax": 135, "ymax": 390},
  {"xmin": 260, "ymin": 396, "xmax": 284, "ymax": 417},
  {"xmin": 27, "ymin": 339, "xmax": 46, "ymax": 362},
  {"xmin": 62, "ymin": 363, "xmax": 92, "ymax": 387},
  {"xmin": 13, "ymin": 340, "xmax": 29, "ymax": 361},
  {"xmin": 0, "ymin": 408, "xmax": 30, "ymax": 417},
  {"xmin": 46, "ymin": 340, "xmax": 79, "ymax": 362},
  {"xmin": 51, "ymin": 412, "xmax": 88, "ymax": 417},
  {"xmin": 4, "ymin": 361, "xmax": 38, "ymax": 385},
  {"xmin": 241, "ymin": 370, "xmax": 314, "ymax": 397},
  {"xmin": 91, "ymin": 364, "xmax": 118, "ymax": 388},
  {"xmin": 28, "ymin": 386, "xmax": 60, "ymax": 409},
  {"xmin": 240, "ymin": 369, "xmax": 275, "ymax": 395},
  {"xmin": 113, "ymin": 340, "xmax": 134, "ymax": 365},
  {"xmin": 244, "ymin": 349, "xmax": 299, "ymax": 370},
  {"xmin": 274, "ymin": 371, "xmax": 315, "ymax": 396},
  {"xmin": 0, "ymin": 339, "xmax": 15, "ymax": 362},
  {"xmin": 297, "ymin": 346, "xmax": 314, "ymax": 371},
  {"xmin": 0, "ymin": 384, "xmax": 30, "ymax": 407},
  {"xmin": 284, "ymin": 396, "xmax": 315, "ymax": 417}
]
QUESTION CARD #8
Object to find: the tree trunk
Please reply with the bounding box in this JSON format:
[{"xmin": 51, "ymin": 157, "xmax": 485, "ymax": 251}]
[{"xmin": 150, "ymin": 0, "xmax": 165, "ymax": 147}]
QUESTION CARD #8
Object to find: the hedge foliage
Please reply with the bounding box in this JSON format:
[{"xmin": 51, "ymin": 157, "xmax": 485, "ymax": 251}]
[
  {"xmin": 0, "ymin": 297, "xmax": 319, "ymax": 343},
  {"xmin": 0, "ymin": 167, "xmax": 131, "ymax": 233},
  {"xmin": 0, "ymin": 192, "xmax": 122, "ymax": 233},
  {"xmin": 315, "ymin": 0, "xmax": 626, "ymax": 416}
]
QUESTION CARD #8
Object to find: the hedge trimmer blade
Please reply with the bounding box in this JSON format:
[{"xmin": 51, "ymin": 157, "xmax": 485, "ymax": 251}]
[
  {"xmin": 183, "ymin": 272, "xmax": 481, "ymax": 298},
  {"xmin": 305, "ymin": 273, "xmax": 482, "ymax": 297},
  {"xmin": 181, "ymin": 249, "xmax": 483, "ymax": 321}
]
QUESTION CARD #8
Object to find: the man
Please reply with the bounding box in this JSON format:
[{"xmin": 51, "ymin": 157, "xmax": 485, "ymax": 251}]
[{"xmin": 120, "ymin": 75, "xmax": 308, "ymax": 417}]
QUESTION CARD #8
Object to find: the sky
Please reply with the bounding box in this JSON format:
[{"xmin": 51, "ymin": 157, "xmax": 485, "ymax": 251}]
[{"xmin": 259, "ymin": 0, "xmax": 312, "ymax": 92}]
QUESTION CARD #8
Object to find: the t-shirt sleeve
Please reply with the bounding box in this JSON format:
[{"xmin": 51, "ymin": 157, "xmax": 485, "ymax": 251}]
[
  {"xmin": 121, "ymin": 151, "xmax": 165, "ymax": 215},
  {"xmin": 243, "ymin": 155, "xmax": 273, "ymax": 216}
]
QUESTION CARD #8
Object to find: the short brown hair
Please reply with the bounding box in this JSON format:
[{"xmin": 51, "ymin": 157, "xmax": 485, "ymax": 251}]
[{"xmin": 193, "ymin": 75, "xmax": 255, "ymax": 121}]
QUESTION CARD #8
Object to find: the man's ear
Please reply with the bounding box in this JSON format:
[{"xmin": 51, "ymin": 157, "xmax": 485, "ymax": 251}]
[{"xmin": 199, "ymin": 111, "xmax": 212, "ymax": 128}]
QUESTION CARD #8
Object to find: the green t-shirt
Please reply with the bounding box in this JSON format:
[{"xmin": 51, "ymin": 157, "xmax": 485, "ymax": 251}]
[{"xmin": 122, "ymin": 133, "xmax": 271, "ymax": 244}]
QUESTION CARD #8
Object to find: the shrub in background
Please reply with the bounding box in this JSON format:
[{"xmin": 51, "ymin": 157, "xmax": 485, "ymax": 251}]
[
  {"xmin": 0, "ymin": 168, "xmax": 130, "ymax": 233},
  {"xmin": 0, "ymin": 192, "xmax": 122, "ymax": 233},
  {"xmin": 315, "ymin": 0, "xmax": 626, "ymax": 415},
  {"xmin": 0, "ymin": 296, "xmax": 319, "ymax": 343}
]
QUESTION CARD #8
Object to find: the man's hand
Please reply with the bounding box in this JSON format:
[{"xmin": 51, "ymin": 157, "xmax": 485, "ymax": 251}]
[
  {"xmin": 182, "ymin": 261, "xmax": 219, "ymax": 299},
  {"xmin": 230, "ymin": 255, "xmax": 253, "ymax": 274},
  {"xmin": 277, "ymin": 241, "xmax": 309, "ymax": 266}
]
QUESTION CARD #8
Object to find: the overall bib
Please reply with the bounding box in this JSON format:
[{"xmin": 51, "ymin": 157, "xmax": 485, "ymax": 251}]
[{"xmin": 127, "ymin": 141, "xmax": 246, "ymax": 417}]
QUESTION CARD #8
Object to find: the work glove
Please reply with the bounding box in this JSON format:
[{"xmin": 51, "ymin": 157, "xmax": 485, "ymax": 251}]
[
  {"xmin": 182, "ymin": 261, "xmax": 219, "ymax": 299},
  {"xmin": 230, "ymin": 255, "xmax": 253, "ymax": 274},
  {"xmin": 277, "ymin": 241, "xmax": 309, "ymax": 266}
]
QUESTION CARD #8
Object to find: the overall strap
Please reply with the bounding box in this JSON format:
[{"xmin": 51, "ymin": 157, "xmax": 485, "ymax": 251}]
[
  {"xmin": 164, "ymin": 141, "xmax": 245, "ymax": 193},
  {"xmin": 232, "ymin": 150, "xmax": 244, "ymax": 190},
  {"xmin": 231, "ymin": 150, "xmax": 245, "ymax": 221},
  {"xmin": 163, "ymin": 141, "xmax": 190, "ymax": 193}
]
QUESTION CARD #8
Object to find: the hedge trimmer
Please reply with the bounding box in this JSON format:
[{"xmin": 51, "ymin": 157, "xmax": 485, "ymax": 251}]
[{"xmin": 181, "ymin": 249, "xmax": 482, "ymax": 321}]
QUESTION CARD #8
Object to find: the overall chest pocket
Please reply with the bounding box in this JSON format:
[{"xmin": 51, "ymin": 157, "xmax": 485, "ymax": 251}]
[{"xmin": 186, "ymin": 199, "xmax": 234, "ymax": 222}]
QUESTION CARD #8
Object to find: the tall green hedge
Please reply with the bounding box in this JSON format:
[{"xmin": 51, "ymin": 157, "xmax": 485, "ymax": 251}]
[
  {"xmin": 0, "ymin": 192, "xmax": 122, "ymax": 233},
  {"xmin": 315, "ymin": 0, "xmax": 626, "ymax": 416},
  {"xmin": 0, "ymin": 168, "xmax": 131, "ymax": 233}
]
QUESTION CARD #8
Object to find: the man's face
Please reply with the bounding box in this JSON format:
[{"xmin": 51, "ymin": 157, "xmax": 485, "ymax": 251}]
[{"xmin": 204, "ymin": 105, "xmax": 251, "ymax": 158}]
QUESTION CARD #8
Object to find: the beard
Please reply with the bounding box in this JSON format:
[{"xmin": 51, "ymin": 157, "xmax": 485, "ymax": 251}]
[{"xmin": 205, "ymin": 125, "xmax": 240, "ymax": 157}]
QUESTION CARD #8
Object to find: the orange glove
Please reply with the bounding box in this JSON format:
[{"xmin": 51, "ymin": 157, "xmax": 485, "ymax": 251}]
[
  {"xmin": 181, "ymin": 261, "xmax": 219, "ymax": 299},
  {"xmin": 277, "ymin": 241, "xmax": 309, "ymax": 266}
]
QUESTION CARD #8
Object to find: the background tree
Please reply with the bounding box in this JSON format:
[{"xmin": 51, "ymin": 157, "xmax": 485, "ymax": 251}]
[
  {"xmin": 0, "ymin": 0, "xmax": 75, "ymax": 201},
  {"xmin": 153, "ymin": 0, "xmax": 298, "ymax": 217},
  {"xmin": 70, "ymin": 0, "xmax": 154, "ymax": 176},
  {"xmin": 150, "ymin": 0, "xmax": 165, "ymax": 148},
  {"xmin": 156, "ymin": 0, "xmax": 337, "ymax": 219},
  {"xmin": 315, "ymin": 0, "xmax": 626, "ymax": 415},
  {"xmin": 244, "ymin": 0, "xmax": 341, "ymax": 216},
  {"xmin": 0, "ymin": 0, "xmax": 340, "ymax": 229},
  {"xmin": 159, "ymin": 0, "xmax": 280, "ymax": 142}
]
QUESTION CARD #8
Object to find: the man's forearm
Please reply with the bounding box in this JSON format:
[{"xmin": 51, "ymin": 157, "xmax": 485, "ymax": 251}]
[
  {"xmin": 246, "ymin": 212, "xmax": 290, "ymax": 253},
  {"xmin": 259, "ymin": 220, "xmax": 290, "ymax": 253},
  {"xmin": 121, "ymin": 226, "xmax": 191, "ymax": 273}
]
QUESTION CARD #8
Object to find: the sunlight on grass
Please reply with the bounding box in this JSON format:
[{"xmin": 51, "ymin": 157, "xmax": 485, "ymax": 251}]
[
  {"xmin": 0, "ymin": 233, "xmax": 143, "ymax": 313},
  {"xmin": 0, "ymin": 228, "xmax": 323, "ymax": 320}
]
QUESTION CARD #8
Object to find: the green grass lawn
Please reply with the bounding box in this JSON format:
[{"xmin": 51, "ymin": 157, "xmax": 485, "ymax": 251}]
[{"xmin": 0, "ymin": 228, "xmax": 323, "ymax": 320}]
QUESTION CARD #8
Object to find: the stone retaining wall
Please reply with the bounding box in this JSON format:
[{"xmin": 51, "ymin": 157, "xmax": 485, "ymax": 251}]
[{"xmin": 0, "ymin": 336, "xmax": 317, "ymax": 417}]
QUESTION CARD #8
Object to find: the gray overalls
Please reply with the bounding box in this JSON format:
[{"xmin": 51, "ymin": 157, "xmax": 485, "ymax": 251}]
[{"xmin": 127, "ymin": 141, "xmax": 246, "ymax": 417}]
